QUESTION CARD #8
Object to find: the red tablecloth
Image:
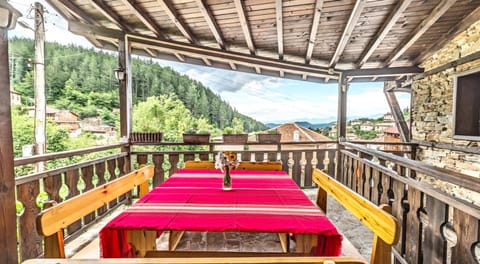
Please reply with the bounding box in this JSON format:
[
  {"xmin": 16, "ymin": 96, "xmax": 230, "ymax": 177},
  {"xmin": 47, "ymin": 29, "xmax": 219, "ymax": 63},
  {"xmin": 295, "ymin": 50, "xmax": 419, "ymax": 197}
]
[{"xmin": 100, "ymin": 169, "xmax": 342, "ymax": 257}]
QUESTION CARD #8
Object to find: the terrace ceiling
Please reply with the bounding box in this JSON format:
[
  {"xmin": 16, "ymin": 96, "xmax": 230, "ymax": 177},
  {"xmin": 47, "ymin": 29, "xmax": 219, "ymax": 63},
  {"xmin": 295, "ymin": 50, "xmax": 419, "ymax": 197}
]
[{"xmin": 44, "ymin": 0, "xmax": 480, "ymax": 83}]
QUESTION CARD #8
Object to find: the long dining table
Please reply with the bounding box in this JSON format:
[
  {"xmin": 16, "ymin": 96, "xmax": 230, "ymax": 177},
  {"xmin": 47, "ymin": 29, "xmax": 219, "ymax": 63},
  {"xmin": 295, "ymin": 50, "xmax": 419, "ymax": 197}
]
[{"xmin": 99, "ymin": 168, "xmax": 342, "ymax": 258}]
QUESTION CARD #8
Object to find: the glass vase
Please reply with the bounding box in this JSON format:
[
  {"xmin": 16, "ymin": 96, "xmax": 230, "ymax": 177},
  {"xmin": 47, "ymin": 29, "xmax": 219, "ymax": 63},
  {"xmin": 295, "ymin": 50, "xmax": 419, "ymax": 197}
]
[{"xmin": 222, "ymin": 166, "xmax": 232, "ymax": 191}]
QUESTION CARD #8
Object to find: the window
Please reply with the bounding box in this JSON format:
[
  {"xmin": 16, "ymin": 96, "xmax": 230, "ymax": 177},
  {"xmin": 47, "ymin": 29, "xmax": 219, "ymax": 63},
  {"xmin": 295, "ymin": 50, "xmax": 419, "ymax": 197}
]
[
  {"xmin": 453, "ymin": 68, "xmax": 480, "ymax": 140},
  {"xmin": 293, "ymin": 130, "xmax": 300, "ymax": 142}
]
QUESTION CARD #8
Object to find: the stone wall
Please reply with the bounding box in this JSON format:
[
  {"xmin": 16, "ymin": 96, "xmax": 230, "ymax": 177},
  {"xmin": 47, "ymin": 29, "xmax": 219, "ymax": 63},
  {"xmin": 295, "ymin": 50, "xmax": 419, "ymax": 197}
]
[{"xmin": 412, "ymin": 20, "xmax": 480, "ymax": 204}]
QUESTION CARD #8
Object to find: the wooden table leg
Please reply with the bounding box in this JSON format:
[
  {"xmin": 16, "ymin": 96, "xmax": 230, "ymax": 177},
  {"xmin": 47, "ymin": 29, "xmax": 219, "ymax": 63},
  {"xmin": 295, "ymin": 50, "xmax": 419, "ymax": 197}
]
[
  {"xmin": 126, "ymin": 229, "xmax": 157, "ymax": 257},
  {"xmin": 295, "ymin": 234, "xmax": 318, "ymax": 254},
  {"xmin": 278, "ymin": 233, "xmax": 289, "ymax": 253},
  {"xmin": 169, "ymin": 230, "xmax": 185, "ymax": 251}
]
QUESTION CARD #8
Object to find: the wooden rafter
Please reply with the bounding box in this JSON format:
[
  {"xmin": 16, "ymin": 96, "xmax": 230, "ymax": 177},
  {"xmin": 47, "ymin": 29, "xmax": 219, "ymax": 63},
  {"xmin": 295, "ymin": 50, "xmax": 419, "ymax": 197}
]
[
  {"xmin": 275, "ymin": 0, "xmax": 284, "ymax": 60},
  {"xmin": 414, "ymin": 5, "xmax": 480, "ymax": 64},
  {"xmin": 384, "ymin": 89, "xmax": 410, "ymax": 142},
  {"xmin": 329, "ymin": 0, "xmax": 366, "ymax": 67},
  {"xmin": 90, "ymin": 0, "xmax": 133, "ymax": 32},
  {"xmin": 305, "ymin": 0, "xmax": 324, "ymax": 64},
  {"xmin": 384, "ymin": 0, "xmax": 457, "ymax": 66},
  {"xmin": 344, "ymin": 66, "xmax": 422, "ymax": 77},
  {"xmin": 229, "ymin": 62, "xmax": 237, "ymax": 70},
  {"xmin": 46, "ymin": 0, "xmax": 104, "ymax": 47},
  {"xmin": 234, "ymin": 0, "xmax": 255, "ymax": 55},
  {"xmin": 156, "ymin": 0, "xmax": 197, "ymax": 44},
  {"xmin": 120, "ymin": 0, "xmax": 168, "ymax": 39},
  {"xmin": 195, "ymin": 0, "xmax": 225, "ymax": 50},
  {"xmin": 358, "ymin": 0, "xmax": 413, "ymax": 68}
]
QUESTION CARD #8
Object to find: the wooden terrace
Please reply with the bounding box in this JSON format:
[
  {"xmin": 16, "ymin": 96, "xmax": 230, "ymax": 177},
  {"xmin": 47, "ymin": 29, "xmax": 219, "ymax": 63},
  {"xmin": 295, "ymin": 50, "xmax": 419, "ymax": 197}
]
[{"xmin": 1, "ymin": 0, "xmax": 480, "ymax": 263}]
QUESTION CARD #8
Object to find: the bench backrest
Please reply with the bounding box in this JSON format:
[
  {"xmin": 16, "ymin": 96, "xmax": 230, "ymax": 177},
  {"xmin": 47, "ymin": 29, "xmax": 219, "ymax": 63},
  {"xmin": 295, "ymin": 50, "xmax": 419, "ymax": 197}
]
[
  {"xmin": 312, "ymin": 169, "xmax": 399, "ymax": 264},
  {"xmin": 36, "ymin": 165, "xmax": 155, "ymax": 258}
]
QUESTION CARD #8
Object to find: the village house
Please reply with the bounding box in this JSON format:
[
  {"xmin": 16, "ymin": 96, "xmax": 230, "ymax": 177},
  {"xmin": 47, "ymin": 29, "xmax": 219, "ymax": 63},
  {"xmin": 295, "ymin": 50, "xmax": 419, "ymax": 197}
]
[{"xmin": 28, "ymin": 106, "xmax": 81, "ymax": 135}]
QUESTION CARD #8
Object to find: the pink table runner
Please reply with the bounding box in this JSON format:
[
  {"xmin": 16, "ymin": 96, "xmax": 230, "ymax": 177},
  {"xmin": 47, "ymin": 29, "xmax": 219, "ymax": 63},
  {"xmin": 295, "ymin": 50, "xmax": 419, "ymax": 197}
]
[{"xmin": 100, "ymin": 169, "xmax": 342, "ymax": 257}]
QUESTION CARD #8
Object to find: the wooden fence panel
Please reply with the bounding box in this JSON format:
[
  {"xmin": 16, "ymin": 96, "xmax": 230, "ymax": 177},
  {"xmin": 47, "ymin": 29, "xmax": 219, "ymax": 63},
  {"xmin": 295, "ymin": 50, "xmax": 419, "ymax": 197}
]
[
  {"xmin": 391, "ymin": 179, "xmax": 407, "ymax": 260},
  {"xmin": 424, "ymin": 195, "xmax": 447, "ymax": 264},
  {"xmin": 304, "ymin": 151, "xmax": 313, "ymax": 187},
  {"xmin": 169, "ymin": 154, "xmax": 179, "ymax": 176},
  {"xmin": 183, "ymin": 153, "xmax": 194, "ymax": 162},
  {"xmin": 292, "ymin": 151, "xmax": 302, "ymax": 186},
  {"xmin": 327, "ymin": 149, "xmax": 335, "ymax": 178},
  {"xmin": 363, "ymin": 164, "xmax": 372, "ymax": 201},
  {"xmin": 17, "ymin": 181, "xmax": 42, "ymax": 261},
  {"xmin": 107, "ymin": 159, "xmax": 118, "ymax": 208},
  {"xmin": 452, "ymin": 208, "xmax": 478, "ymax": 263},
  {"xmin": 405, "ymin": 188, "xmax": 423, "ymax": 264}
]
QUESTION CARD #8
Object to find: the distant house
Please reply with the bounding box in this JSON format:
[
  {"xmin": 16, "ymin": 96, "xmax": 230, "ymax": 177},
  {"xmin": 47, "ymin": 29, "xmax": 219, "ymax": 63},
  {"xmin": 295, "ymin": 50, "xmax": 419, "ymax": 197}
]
[
  {"xmin": 10, "ymin": 89, "xmax": 21, "ymax": 106},
  {"xmin": 350, "ymin": 119, "xmax": 361, "ymax": 126},
  {"xmin": 383, "ymin": 112, "xmax": 394, "ymax": 122},
  {"xmin": 28, "ymin": 106, "xmax": 81, "ymax": 135},
  {"xmin": 250, "ymin": 123, "xmax": 334, "ymax": 151},
  {"xmin": 81, "ymin": 117, "xmax": 117, "ymax": 141},
  {"xmin": 360, "ymin": 122, "xmax": 375, "ymax": 131}
]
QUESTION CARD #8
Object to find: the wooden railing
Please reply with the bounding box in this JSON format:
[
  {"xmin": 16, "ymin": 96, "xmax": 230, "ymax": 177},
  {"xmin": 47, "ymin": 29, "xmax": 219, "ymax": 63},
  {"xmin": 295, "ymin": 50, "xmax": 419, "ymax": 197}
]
[
  {"xmin": 338, "ymin": 142, "xmax": 480, "ymax": 264},
  {"xmin": 14, "ymin": 144, "xmax": 129, "ymax": 262},
  {"xmin": 13, "ymin": 140, "xmax": 416, "ymax": 262}
]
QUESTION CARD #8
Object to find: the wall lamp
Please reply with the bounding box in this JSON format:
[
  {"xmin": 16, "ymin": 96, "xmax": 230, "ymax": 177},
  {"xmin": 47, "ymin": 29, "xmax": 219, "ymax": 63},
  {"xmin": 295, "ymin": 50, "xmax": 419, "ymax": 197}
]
[{"xmin": 114, "ymin": 68, "xmax": 126, "ymax": 81}]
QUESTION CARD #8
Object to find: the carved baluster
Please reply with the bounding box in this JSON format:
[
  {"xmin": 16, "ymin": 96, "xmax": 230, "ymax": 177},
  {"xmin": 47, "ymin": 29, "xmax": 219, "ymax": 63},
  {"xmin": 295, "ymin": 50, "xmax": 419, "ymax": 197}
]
[
  {"xmin": 379, "ymin": 160, "xmax": 390, "ymax": 205},
  {"xmin": 137, "ymin": 154, "xmax": 148, "ymax": 168},
  {"xmin": 292, "ymin": 151, "xmax": 302, "ymax": 186},
  {"xmin": 299, "ymin": 152, "xmax": 307, "ymax": 187},
  {"xmin": 364, "ymin": 164, "xmax": 372, "ymax": 201},
  {"xmin": 424, "ymin": 195, "xmax": 448, "ymax": 263},
  {"xmin": 65, "ymin": 168, "xmax": 81, "ymax": 235},
  {"xmin": 267, "ymin": 151, "xmax": 276, "ymax": 162},
  {"xmin": 169, "ymin": 154, "xmax": 179, "ymax": 176},
  {"xmin": 44, "ymin": 173, "xmax": 62, "ymax": 203},
  {"xmin": 280, "ymin": 151, "xmax": 289, "ymax": 173},
  {"xmin": 352, "ymin": 157, "xmax": 358, "ymax": 191},
  {"xmin": 183, "ymin": 153, "xmax": 194, "ymax": 163},
  {"xmin": 17, "ymin": 181, "xmax": 42, "ymax": 261},
  {"xmin": 254, "ymin": 151, "xmax": 263, "ymax": 162},
  {"xmin": 117, "ymin": 157, "xmax": 130, "ymax": 203},
  {"xmin": 152, "ymin": 154, "xmax": 165, "ymax": 187},
  {"xmin": 81, "ymin": 165, "xmax": 95, "ymax": 224},
  {"xmin": 326, "ymin": 149, "xmax": 335, "ymax": 178},
  {"xmin": 95, "ymin": 162, "xmax": 107, "ymax": 216},
  {"xmin": 107, "ymin": 159, "xmax": 118, "ymax": 208}
]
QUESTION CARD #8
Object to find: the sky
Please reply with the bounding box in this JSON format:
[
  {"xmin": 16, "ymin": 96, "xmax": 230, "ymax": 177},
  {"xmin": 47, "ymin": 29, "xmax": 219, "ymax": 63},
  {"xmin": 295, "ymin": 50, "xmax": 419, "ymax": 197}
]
[{"xmin": 8, "ymin": 0, "xmax": 410, "ymax": 124}]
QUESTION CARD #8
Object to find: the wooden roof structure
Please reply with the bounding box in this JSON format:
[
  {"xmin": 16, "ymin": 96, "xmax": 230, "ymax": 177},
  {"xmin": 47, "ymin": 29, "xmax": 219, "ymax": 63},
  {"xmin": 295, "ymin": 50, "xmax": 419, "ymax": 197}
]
[{"xmin": 43, "ymin": 0, "xmax": 480, "ymax": 84}]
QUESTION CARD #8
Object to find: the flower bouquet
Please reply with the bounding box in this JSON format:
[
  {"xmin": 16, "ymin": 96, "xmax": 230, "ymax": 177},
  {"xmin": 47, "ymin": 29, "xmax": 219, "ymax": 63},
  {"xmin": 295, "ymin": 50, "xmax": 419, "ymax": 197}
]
[{"xmin": 215, "ymin": 151, "xmax": 239, "ymax": 190}]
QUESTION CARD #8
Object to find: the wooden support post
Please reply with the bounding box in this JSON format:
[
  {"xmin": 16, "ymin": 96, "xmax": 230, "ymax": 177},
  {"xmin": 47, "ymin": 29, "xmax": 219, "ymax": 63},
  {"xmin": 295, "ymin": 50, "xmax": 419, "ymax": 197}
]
[
  {"xmin": 127, "ymin": 229, "xmax": 157, "ymax": 257},
  {"xmin": 384, "ymin": 85, "xmax": 410, "ymax": 142},
  {"xmin": 118, "ymin": 38, "xmax": 133, "ymax": 172},
  {"xmin": 0, "ymin": 8, "xmax": 19, "ymax": 262},
  {"xmin": 336, "ymin": 73, "xmax": 347, "ymax": 180},
  {"xmin": 33, "ymin": 2, "xmax": 46, "ymax": 172},
  {"xmin": 278, "ymin": 233, "xmax": 289, "ymax": 253}
]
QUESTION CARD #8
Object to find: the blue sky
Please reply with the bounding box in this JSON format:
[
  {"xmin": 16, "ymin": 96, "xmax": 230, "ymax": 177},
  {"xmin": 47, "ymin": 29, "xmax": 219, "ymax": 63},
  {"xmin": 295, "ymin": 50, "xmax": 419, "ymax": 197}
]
[{"xmin": 9, "ymin": 0, "xmax": 410, "ymax": 124}]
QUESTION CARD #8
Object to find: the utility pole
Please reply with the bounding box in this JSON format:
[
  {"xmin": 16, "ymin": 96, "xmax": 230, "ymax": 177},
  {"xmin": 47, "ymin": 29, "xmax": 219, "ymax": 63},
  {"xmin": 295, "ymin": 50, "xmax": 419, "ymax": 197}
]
[{"xmin": 33, "ymin": 2, "xmax": 46, "ymax": 172}]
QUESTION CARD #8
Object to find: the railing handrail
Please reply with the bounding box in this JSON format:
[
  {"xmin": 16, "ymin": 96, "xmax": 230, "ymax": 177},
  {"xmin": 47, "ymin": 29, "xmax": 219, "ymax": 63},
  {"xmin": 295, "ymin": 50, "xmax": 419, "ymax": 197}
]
[
  {"xmin": 131, "ymin": 141, "xmax": 336, "ymax": 146},
  {"xmin": 341, "ymin": 142, "xmax": 480, "ymax": 193},
  {"xmin": 349, "ymin": 140, "xmax": 416, "ymax": 146},
  {"xmin": 15, "ymin": 153, "xmax": 128, "ymax": 186},
  {"xmin": 14, "ymin": 143, "xmax": 129, "ymax": 166},
  {"xmin": 341, "ymin": 149, "xmax": 480, "ymax": 219}
]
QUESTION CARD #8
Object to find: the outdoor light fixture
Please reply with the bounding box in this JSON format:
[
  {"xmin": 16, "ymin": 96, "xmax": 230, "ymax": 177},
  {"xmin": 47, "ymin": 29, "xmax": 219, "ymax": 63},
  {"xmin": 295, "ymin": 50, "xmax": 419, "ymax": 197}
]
[
  {"xmin": 114, "ymin": 68, "xmax": 126, "ymax": 81},
  {"xmin": 0, "ymin": 0, "xmax": 21, "ymax": 30}
]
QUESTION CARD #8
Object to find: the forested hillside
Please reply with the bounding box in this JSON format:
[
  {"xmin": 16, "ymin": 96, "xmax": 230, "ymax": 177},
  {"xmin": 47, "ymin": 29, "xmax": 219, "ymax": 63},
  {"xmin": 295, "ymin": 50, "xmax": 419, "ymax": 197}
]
[{"xmin": 8, "ymin": 38, "xmax": 266, "ymax": 131}]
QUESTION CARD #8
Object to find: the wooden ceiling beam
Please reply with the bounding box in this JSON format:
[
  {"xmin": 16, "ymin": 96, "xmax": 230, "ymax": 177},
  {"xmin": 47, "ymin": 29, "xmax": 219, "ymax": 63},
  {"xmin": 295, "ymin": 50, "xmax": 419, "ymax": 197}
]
[
  {"xmin": 155, "ymin": 0, "xmax": 198, "ymax": 44},
  {"xmin": 53, "ymin": 0, "xmax": 97, "ymax": 25},
  {"xmin": 305, "ymin": 0, "xmax": 324, "ymax": 64},
  {"xmin": 357, "ymin": 0, "xmax": 413, "ymax": 68},
  {"xmin": 69, "ymin": 22, "xmax": 339, "ymax": 79},
  {"xmin": 229, "ymin": 62, "xmax": 237, "ymax": 70},
  {"xmin": 414, "ymin": 5, "xmax": 480, "ymax": 64},
  {"xmin": 275, "ymin": 0, "xmax": 284, "ymax": 60},
  {"xmin": 329, "ymin": 0, "xmax": 366, "ymax": 67},
  {"xmin": 120, "ymin": 0, "xmax": 168, "ymax": 39},
  {"xmin": 344, "ymin": 66, "xmax": 423, "ymax": 77},
  {"xmin": 234, "ymin": 0, "xmax": 255, "ymax": 55},
  {"xmin": 90, "ymin": 0, "xmax": 133, "ymax": 32},
  {"xmin": 384, "ymin": 0, "xmax": 457, "ymax": 66},
  {"xmin": 195, "ymin": 0, "xmax": 225, "ymax": 49}
]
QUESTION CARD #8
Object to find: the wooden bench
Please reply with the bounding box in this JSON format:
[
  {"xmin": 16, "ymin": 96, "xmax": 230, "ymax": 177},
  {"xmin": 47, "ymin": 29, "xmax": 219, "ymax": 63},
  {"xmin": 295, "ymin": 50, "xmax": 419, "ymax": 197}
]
[
  {"xmin": 184, "ymin": 160, "xmax": 283, "ymax": 171},
  {"xmin": 312, "ymin": 169, "xmax": 400, "ymax": 264},
  {"xmin": 36, "ymin": 165, "xmax": 155, "ymax": 258}
]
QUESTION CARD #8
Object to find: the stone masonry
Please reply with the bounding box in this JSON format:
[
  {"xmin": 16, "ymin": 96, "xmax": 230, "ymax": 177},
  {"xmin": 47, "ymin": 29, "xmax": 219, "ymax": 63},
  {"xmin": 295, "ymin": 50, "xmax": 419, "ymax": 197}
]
[{"xmin": 412, "ymin": 20, "xmax": 480, "ymax": 205}]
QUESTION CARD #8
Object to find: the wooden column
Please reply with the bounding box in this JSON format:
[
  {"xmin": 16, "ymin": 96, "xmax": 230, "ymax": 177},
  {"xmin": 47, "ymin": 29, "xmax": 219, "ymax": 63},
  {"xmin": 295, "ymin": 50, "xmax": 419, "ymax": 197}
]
[
  {"xmin": 118, "ymin": 38, "xmax": 132, "ymax": 171},
  {"xmin": 335, "ymin": 73, "xmax": 348, "ymax": 179},
  {"xmin": 384, "ymin": 84, "xmax": 410, "ymax": 142},
  {"xmin": 0, "ymin": 21, "xmax": 19, "ymax": 264},
  {"xmin": 118, "ymin": 38, "xmax": 132, "ymax": 139}
]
